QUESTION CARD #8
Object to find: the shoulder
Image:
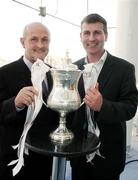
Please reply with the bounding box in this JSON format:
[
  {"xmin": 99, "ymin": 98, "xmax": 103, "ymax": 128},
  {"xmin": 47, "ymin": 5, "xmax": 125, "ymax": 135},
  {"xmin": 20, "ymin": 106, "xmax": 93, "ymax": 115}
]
[
  {"xmin": 0, "ymin": 56, "xmax": 24, "ymax": 73},
  {"xmin": 106, "ymin": 52, "xmax": 135, "ymax": 72},
  {"xmin": 107, "ymin": 53, "xmax": 133, "ymax": 65},
  {"xmin": 74, "ymin": 57, "xmax": 85, "ymax": 64},
  {"xmin": 73, "ymin": 57, "xmax": 85, "ymax": 70}
]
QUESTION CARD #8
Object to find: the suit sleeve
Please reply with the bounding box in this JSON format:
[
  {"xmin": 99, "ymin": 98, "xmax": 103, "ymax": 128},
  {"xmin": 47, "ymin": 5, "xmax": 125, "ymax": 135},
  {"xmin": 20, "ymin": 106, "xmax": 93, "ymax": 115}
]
[
  {"xmin": 0, "ymin": 69, "xmax": 26, "ymax": 124},
  {"xmin": 96, "ymin": 63, "xmax": 138, "ymax": 124}
]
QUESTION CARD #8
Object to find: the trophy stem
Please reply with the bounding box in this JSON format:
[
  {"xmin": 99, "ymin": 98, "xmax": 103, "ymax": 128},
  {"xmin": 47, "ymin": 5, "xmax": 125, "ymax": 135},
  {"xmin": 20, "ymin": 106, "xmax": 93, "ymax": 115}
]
[{"xmin": 50, "ymin": 111, "xmax": 74, "ymax": 143}]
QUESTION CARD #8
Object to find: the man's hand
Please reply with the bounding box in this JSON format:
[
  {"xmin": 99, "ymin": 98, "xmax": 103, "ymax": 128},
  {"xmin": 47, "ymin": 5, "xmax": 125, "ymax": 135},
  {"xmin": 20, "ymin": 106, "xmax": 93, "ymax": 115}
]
[
  {"xmin": 84, "ymin": 83, "xmax": 103, "ymax": 112},
  {"xmin": 15, "ymin": 86, "xmax": 38, "ymax": 109}
]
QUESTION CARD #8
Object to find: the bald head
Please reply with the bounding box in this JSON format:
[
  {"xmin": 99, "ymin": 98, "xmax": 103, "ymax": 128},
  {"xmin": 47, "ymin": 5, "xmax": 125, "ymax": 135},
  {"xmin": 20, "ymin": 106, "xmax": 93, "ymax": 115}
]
[
  {"xmin": 22, "ymin": 22, "xmax": 50, "ymax": 39},
  {"xmin": 20, "ymin": 22, "xmax": 51, "ymax": 62}
]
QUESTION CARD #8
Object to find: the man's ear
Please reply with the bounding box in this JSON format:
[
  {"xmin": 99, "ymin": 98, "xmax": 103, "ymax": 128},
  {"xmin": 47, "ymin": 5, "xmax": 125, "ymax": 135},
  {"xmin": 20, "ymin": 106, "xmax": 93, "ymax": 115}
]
[
  {"xmin": 105, "ymin": 33, "xmax": 108, "ymax": 42},
  {"xmin": 20, "ymin": 37, "xmax": 25, "ymax": 48},
  {"xmin": 80, "ymin": 32, "xmax": 82, "ymax": 42}
]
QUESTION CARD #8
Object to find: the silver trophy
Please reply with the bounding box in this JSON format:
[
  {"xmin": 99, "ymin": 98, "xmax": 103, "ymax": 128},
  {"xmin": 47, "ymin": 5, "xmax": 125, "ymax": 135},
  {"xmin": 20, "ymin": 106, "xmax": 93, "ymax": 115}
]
[{"xmin": 47, "ymin": 67, "xmax": 81, "ymax": 143}]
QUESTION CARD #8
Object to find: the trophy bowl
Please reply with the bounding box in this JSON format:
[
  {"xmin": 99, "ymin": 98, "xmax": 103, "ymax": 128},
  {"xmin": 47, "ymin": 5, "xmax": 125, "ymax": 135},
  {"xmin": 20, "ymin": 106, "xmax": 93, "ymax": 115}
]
[{"xmin": 47, "ymin": 68, "xmax": 81, "ymax": 144}]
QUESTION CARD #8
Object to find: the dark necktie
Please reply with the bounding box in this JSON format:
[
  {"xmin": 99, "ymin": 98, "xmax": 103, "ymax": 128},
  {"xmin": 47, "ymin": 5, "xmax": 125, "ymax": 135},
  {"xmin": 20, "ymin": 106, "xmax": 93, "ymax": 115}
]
[{"xmin": 42, "ymin": 80, "xmax": 49, "ymax": 102}]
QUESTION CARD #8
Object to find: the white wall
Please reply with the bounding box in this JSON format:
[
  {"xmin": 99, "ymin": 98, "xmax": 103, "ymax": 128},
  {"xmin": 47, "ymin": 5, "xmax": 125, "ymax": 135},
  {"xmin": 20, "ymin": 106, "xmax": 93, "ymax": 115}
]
[
  {"xmin": 115, "ymin": 0, "xmax": 138, "ymax": 80},
  {"xmin": 0, "ymin": 0, "xmax": 118, "ymax": 63},
  {"xmin": 115, "ymin": 0, "xmax": 138, "ymax": 150}
]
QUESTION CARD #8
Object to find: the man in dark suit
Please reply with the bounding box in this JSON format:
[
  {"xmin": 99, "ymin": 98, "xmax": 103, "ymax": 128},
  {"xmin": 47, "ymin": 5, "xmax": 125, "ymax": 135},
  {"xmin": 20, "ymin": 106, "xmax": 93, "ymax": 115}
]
[
  {"xmin": 69, "ymin": 13, "xmax": 138, "ymax": 180},
  {"xmin": 0, "ymin": 22, "xmax": 59, "ymax": 179}
]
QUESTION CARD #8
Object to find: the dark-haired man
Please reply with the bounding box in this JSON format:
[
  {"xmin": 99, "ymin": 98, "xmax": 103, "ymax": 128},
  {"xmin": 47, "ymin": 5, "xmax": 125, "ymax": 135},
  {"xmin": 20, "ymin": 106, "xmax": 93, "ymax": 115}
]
[{"xmin": 70, "ymin": 13, "xmax": 138, "ymax": 180}]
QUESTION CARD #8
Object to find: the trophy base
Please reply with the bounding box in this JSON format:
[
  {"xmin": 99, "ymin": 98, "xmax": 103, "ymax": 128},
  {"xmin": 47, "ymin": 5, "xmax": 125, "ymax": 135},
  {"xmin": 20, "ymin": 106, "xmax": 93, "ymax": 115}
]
[{"xmin": 50, "ymin": 127, "xmax": 74, "ymax": 144}]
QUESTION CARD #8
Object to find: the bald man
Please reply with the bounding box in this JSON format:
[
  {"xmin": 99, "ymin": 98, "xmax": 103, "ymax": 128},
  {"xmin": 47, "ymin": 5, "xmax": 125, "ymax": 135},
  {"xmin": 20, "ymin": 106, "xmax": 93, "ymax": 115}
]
[{"xmin": 0, "ymin": 22, "xmax": 59, "ymax": 180}]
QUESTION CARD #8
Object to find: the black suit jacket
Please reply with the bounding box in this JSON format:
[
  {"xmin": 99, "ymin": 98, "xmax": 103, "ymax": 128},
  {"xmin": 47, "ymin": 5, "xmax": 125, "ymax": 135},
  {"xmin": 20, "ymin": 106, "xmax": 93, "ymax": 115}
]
[
  {"xmin": 69, "ymin": 52, "xmax": 138, "ymax": 177},
  {"xmin": 0, "ymin": 57, "xmax": 59, "ymax": 178}
]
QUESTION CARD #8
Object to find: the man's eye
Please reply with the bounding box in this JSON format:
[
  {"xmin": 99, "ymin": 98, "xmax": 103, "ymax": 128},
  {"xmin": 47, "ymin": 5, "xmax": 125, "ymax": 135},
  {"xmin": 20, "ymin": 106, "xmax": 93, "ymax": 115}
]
[
  {"xmin": 83, "ymin": 31, "xmax": 90, "ymax": 35},
  {"xmin": 31, "ymin": 38, "xmax": 37, "ymax": 42},
  {"xmin": 95, "ymin": 31, "xmax": 102, "ymax": 35},
  {"xmin": 42, "ymin": 38, "xmax": 49, "ymax": 43}
]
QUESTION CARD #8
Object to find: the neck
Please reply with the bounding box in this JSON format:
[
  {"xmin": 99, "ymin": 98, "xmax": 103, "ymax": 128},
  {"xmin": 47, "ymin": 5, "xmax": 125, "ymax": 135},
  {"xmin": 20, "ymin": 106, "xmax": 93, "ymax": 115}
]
[{"xmin": 87, "ymin": 50, "xmax": 105, "ymax": 63}]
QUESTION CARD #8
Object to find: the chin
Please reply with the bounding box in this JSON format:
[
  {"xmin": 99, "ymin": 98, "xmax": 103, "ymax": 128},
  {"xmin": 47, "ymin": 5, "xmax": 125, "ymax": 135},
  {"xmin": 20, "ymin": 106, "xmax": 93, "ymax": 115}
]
[{"xmin": 38, "ymin": 55, "xmax": 46, "ymax": 60}]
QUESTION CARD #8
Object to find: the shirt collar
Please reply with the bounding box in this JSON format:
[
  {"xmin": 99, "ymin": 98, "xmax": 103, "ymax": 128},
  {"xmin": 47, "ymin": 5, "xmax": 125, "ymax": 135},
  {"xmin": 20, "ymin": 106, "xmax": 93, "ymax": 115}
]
[
  {"xmin": 23, "ymin": 56, "xmax": 33, "ymax": 71},
  {"xmin": 85, "ymin": 50, "xmax": 107, "ymax": 65}
]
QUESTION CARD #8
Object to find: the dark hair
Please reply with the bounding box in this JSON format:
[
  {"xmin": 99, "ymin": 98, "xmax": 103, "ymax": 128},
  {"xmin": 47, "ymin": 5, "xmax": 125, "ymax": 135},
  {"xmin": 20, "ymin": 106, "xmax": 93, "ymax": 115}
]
[{"xmin": 81, "ymin": 13, "xmax": 108, "ymax": 34}]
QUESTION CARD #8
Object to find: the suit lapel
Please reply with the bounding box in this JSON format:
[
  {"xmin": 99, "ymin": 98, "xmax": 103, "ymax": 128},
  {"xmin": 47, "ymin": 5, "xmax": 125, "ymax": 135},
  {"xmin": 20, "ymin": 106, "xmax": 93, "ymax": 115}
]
[
  {"xmin": 98, "ymin": 53, "xmax": 114, "ymax": 92},
  {"xmin": 76, "ymin": 54, "xmax": 115, "ymax": 93},
  {"xmin": 18, "ymin": 58, "xmax": 32, "ymax": 86}
]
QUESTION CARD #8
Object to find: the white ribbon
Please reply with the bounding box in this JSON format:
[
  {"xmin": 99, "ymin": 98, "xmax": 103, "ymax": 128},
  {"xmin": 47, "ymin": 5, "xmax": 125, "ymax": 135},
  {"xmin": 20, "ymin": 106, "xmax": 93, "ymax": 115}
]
[
  {"xmin": 83, "ymin": 63, "xmax": 98, "ymax": 91},
  {"xmin": 83, "ymin": 63, "xmax": 102, "ymax": 163},
  {"xmin": 8, "ymin": 59, "xmax": 50, "ymax": 176}
]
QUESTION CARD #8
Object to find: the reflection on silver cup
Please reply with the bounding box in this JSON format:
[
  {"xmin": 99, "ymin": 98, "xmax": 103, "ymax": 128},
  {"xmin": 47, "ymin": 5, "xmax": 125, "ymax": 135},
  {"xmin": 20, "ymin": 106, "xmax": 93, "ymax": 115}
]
[{"xmin": 47, "ymin": 68, "xmax": 81, "ymax": 143}]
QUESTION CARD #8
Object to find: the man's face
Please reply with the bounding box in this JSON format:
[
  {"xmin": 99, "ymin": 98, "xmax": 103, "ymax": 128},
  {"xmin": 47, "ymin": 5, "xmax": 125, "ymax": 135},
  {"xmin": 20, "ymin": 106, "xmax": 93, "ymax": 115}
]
[
  {"xmin": 20, "ymin": 26, "xmax": 50, "ymax": 63},
  {"xmin": 80, "ymin": 22, "xmax": 108, "ymax": 56}
]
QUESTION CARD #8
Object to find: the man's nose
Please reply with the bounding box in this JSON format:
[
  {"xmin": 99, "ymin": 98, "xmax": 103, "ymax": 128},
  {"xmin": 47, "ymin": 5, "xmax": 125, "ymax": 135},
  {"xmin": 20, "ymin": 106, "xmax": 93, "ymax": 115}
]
[
  {"xmin": 89, "ymin": 33, "xmax": 95, "ymax": 41},
  {"xmin": 37, "ymin": 40, "xmax": 43, "ymax": 47}
]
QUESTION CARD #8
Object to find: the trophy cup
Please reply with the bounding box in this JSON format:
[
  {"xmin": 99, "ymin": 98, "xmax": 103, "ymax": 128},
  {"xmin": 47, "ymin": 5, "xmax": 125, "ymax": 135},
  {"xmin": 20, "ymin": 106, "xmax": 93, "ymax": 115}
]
[{"xmin": 47, "ymin": 66, "xmax": 81, "ymax": 143}]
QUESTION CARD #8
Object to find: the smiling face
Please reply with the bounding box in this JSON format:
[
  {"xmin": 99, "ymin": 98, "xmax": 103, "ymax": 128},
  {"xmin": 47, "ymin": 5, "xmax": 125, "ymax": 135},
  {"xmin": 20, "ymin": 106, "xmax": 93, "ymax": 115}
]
[
  {"xmin": 80, "ymin": 22, "xmax": 108, "ymax": 62},
  {"xmin": 20, "ymin": 22, "xmax": 50, "ymax": 63}
]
